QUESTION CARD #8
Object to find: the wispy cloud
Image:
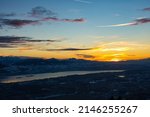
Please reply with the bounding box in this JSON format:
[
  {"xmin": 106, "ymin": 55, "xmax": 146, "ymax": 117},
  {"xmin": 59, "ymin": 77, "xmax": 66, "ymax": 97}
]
[
  {"xmin": 142, "ymin": 7, "xmax": 150, "ymax": 11},
  {"xmin": 76, "ymin": 54, "xmax": 95, "ymax": 58},
  {"xmin": 0, "ymin": 36, "xmax": 31, "ymax": 43},
  {"xmin": 74, "ymin": 0, "xmax": 92, "ymax": 4},
  {"xmin": 98, "ymin": 22, "xmax": 136, "ymax": 27},
  {"xmin": 97, "ymin": 18, "xmax": 150, "ymax": 27},
  {"xmin": 29, "ymin": 6, "xmax": 85, "ymax": 23},
  {"xmin": 0, "ymin": 6, "xmax": 86, "ymax": 29},
  {"xmin": 0, "ymin": 36, "xmax": 30, "ymax": 48},
  {"xmin": 28, "ymin": 6, "xmax": 56, "ymax": 18},
  {"xmin": 45, "ymin": 47, "xmax": 94, "ymax": 51},
  {"xmin": 0, "ymin": 36, "xmax": 61, "ymax": 48},
  {"xmin": 0, "ymin": 17, "xmax": 85, "ymax": 29},
  {"xmin": 0, "ymin": 43, "xmax": 15, "ymax": 48},
  {"xmin": 135, "ymin": 18, "xmax": 150, "ymax": 24},
  {"xmin": 42, "ymin": 17, "xmax": 85, "ymax": 23},
  {"xmin": 0, "ymin": 19, "xmax": 39, "ymax": 28},
  {"xmin": 62, "ymin": 18, "xmax": 85, "ymax": 22},
  {"xmin": 0, "ymin": 13, "xmax": 16, "ymax": 18}
]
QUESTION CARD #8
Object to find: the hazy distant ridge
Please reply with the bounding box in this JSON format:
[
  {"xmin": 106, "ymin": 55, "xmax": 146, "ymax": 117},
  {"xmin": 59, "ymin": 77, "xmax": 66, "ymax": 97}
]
[{"xmin": 0, "ymin": 56, "xmax": 150, "ymax": 76}]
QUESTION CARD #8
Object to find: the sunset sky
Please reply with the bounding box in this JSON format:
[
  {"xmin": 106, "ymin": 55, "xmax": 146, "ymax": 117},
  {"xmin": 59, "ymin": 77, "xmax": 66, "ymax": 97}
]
[{"xmin": 0, "ymin": 0, "xmax": 150, "ymax": 61}]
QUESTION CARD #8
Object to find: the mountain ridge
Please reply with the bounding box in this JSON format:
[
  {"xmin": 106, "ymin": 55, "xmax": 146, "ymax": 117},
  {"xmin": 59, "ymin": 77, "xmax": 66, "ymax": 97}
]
[{"xmin": 0, "ymin": 56, "xmax": 150, "ymax": 76}]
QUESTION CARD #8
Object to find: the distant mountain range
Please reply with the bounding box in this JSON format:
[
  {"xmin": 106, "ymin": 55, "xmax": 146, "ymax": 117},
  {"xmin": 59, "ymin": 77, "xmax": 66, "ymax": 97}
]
[{"xmin": 0, "ymin": 56, "xmax": 150, "ymax": 76}]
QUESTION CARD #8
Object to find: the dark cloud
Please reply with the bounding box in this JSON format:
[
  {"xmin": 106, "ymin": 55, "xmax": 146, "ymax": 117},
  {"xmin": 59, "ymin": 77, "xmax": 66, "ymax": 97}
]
[
  {"xmin": 62, "ymin": 18, "xmax": 86, "ymax": 22},
  {"xmin": 42, "ymin": 17, "xmax": 86, "ymax": 23},
  {"xmin": 0, "ymin": 36, "xmax": 31, "ymax": 43},
  {"xmin": 46, "ymin": 48, "xmax": 93, "ymax": 51},
  {"xmin": 0, "ymin": 36, "xmax": 29, "ymax": 48},
  {"xmin": 134, "ymin": 18, "xmax": 150, "ymax": 25},
  {"xmin": 0, "ymin": 17, "xmax": 85, "ymax": 29},
  {"xmin": 29, "ymin": 6, "xmax": 56, "ymax": 18},
  {"xmin": 0, "ymin": 19, "xmax": 39, "ymax": 28},
  {"xmin": 0, "ymin": 6, "xmax": 86, "ymax": 29},
  {"xmin": 76, "ymin": 54, "xmax": 95, "ymax": 58},
  {"xmin": 0, "ymin": 36, "xmax": 61, "ymax": 48},
  {"xmin": 25, "ymin": 39, "xmax": 61, "ymax": 43},
  {"xmin": 143, "ymin": 7, "xmax": 150, "ymax": 11}
]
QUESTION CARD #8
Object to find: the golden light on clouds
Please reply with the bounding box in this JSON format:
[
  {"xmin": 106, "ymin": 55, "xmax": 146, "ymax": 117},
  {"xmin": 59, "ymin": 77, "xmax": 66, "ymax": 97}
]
[
  {"xmin": 0, "ymin": 41, "xmax": 150, "ymax": 61},
  {"xmin": 101, "ymin": 47, "xmax": 129, "ymax": 52},
  {"xmin": 83, "ymin": 41, "xmax": 150, "ymax": 61},
  {"xmin": 110, "ymin": 58, "xmax": 121, "ymax": 62}
]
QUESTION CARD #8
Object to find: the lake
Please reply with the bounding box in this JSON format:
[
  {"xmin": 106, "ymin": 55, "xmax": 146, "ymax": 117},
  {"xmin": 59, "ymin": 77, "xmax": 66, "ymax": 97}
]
[{"xmin": 0, "ymin": 70, "xmax": 124, "ymax": 83}]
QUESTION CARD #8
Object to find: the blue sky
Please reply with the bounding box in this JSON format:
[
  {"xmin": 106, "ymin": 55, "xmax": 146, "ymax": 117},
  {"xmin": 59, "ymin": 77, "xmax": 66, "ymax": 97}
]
[{"xmin": 0, "ymin": 0, "xmax": 150, "ymax": 61}]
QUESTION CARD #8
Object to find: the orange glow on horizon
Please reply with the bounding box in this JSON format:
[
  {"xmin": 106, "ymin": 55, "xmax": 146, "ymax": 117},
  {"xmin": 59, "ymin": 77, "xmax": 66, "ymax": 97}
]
[
  {"xmin": 1, "ymin": 40, "xmax": 150, "ymax": 62},
  {"xmin": 110, "ymin": 58, "xmax": 121, "ymax": 62}
]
